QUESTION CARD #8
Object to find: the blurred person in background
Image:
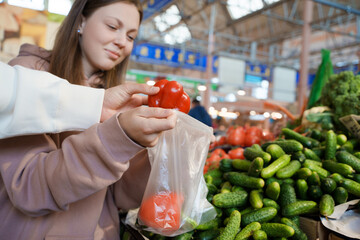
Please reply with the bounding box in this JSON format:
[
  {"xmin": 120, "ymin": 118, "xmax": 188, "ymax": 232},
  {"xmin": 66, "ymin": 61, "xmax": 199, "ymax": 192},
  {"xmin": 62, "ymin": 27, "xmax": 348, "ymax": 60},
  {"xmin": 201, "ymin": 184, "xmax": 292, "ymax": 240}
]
[{"xmin": 188, "ymin": 97, "xmax": 212, "ymax": 127}]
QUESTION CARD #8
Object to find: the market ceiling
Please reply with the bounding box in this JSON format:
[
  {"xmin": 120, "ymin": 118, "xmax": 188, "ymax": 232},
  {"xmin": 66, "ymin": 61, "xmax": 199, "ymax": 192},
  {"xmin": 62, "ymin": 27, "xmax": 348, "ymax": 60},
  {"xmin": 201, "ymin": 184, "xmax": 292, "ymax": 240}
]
[{"xmin": 136, "ymin": 0, "xmax": 360, "ymax": 73}]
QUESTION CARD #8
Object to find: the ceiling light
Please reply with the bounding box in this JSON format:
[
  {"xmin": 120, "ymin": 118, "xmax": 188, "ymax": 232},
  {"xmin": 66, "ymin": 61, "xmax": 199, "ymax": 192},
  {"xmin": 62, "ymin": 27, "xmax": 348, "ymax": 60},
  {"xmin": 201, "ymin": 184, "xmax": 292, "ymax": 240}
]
[
  {"xmin": 263, "ymin": 112, "xmax": 270, "ymax": 118},
  {"xmin": 237, "ymin": 90, "xmax": 246, "ymax": 96},
  {"xmin": 197, "ymin": 85, "xmax": 207, "ymax": 91}
]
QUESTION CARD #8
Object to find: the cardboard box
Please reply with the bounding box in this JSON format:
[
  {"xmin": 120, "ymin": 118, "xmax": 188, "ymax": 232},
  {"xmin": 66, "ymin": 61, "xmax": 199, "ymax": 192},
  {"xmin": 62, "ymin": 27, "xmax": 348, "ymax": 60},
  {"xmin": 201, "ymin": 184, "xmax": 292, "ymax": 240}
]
[
  {"xmin": 299, "ymin": 216, "xmax": 330, "ymax": 240},
  {"xmin": 328, "ymin": 232, "xmax": 346, "ymax": 240}
]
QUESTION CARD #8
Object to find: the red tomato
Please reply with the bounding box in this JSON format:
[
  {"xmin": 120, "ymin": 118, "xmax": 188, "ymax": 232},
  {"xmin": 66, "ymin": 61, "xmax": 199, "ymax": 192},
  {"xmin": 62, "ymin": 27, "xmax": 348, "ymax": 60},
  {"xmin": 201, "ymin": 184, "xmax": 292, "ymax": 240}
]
[
  {"xmin": 206, "ymin": 154, "xmax": 221, "ymax": 167},
  {"xmin": 246, "ymin": 126, "xmax": 263, "ymax": 138},
  {"xmin": 203, "ymin": 164, "xmax": 209, "ymax": 174},
  {"xmin": 138, "ymin": 192, "xmax": 183, "ymax": 234},
  {"xmin": 210, "ymin": 148, "xmax": 226, "ymax": 157},
  {"xmin": 244, "ymin": 135, "xmax": 262, "ymax": 147},
  {"xmin": 217, "ymin": 136, "xmax": 227, "ymax": 146},
  {"xmin": 228, "ymin": 147, "xmax": 245, "ymax": 159},
  {"xmin": 262, "ymin": 131, "xmax": 275, "ymax": 141},
  {"xmin": 227, "ymin": 126, "xmax": 245, "ymax": 146},
  {"xmin": 209, "ymin": 141, "xmax": 217, "ymax": 150}
]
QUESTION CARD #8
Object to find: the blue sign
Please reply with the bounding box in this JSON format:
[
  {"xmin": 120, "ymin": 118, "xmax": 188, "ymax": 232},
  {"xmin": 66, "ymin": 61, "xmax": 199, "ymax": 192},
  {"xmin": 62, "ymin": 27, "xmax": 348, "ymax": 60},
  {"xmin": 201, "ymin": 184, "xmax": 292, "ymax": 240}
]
[
  {"xmin": 132, "ymin": 43, "xmax": 209, "ymax": 71},
  {"xmin": 142, "ymin": 0, "xmax": 174, "ymax": 20},
  {"xmin": 245, "ymin": 74, "xmax": 263, "ymax": 84},
  {"xmin": 245, "ymin": 62, "xmax": 271, "ymax": 80}
]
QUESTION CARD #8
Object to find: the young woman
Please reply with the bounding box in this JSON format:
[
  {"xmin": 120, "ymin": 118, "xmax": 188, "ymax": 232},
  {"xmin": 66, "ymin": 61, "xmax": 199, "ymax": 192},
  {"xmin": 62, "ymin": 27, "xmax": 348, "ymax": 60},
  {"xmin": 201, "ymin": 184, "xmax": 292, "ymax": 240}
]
[{"xmin": 1, "ymin": 0, "xmax": 176, "ymax": 239}]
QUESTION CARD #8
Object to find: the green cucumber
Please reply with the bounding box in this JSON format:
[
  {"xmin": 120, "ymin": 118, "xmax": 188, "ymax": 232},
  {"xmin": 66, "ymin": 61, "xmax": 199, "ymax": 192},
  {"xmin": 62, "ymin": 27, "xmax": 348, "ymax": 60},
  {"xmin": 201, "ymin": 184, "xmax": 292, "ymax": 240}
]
[
  {"xmin": 248, "ymin": 157, "xmax": 264, "ymax": 177},
  {"xmin": 225, "ymin": 172, "xmax": 265, "ymax": 189},
  {"xmin": 303, "ymin": 162, "xmax": 330, "ymax": 178},
  {"xmin": 220, "ymin": 159, "xmax": 234, "ymax": 172},
  {"xmin": 341, "ymin": 141, "xmax": 354, "ymax": 153},
  {"xmin": 325, "ymin": 130, "xmax": 337, "ymax": 160},
  {"xmin": 235, "ymin": 222, "xmax": 261, "ymax": 240},
  {"xmin": 241, "ymin": 207, "xmax": 277, "ymax": 226},
  {"xmin": 265, "ymin": 177, "xmax": 283, "ymax": 186},
  {"xmin": 353, "ymin": 174, "xmax": 360, "ymax": 183},
  {"xmin": 308, "ymin": 185, "xmax": 323, "ymax": 201},
  {"xmin": 244, "ymin": 147, "xmax": 272, "ymax": 164},
  {"xmin": 282, "ymin": 200, "xmax": 318, "ymax": 217},
  {"xmin": 282, "ymin": 128, "xmax": 318, "ymax": 148},
  {"xmin": 336, "ymin": 151, "xmax": 360, "ymax": 172},
  {"xmin": 339, "ymin": 178, "xmax": 360, "ymax": 197},
  {"xmin": 295, "ymin": 168, "xmax": 312, "ymax": 179},
  {"xmin": 232, "ymin": 185, "xmax": 245, "ymax": 192},
  {"xmin": 333, "ymin": 187, "xmax": 348, "ymax": 205},
  {"xmin": 212, "ymin": 191, "xmax": 248, "ymax": 208},
  {"xmin": 266, "ymin": 144, "xmax": 285, "ymax": 160},
  {"xmin": 196, "ymin": 229, "xmax": 220, "ymax": 240},
  {"xmin": 336, "ymin": 134, "xmax": 347, "ymax": 146},
  {"xmin": 329, "ymin": 173, "xmax": 344, "ymax": 183},
  {"xmin": 322, "ymin": 160, "xmax": 355, "ymax": 176},
  {"xmin": 307, "ymin": 172, "xmax": 321, "ymax": 186},
  {"xmin": 218, "ymin": 210, "xmax": 241, "ymax": 240},
  {"xmin": 205, "ymin": 168, "xmax": 223, "ymax": 179},
  {"xmin": 281, "ymin": 217, "xmax": 308, "ymax": 240},
  {"xmin": 303, "ymin": 159, "xmax": 322, "ymax": 167},
  {"xmin": 196, "ymin": 217, "xmax": 221, "ymax": 230},
  {"xmin": 265, "ymin": 181, "xmax": 281, "ymax": 201},
  {"xmin": 296, "ymin": 179, "xmax": 308, "ymax": 200},
  {"xmin": 262, "ymin": 198, "xmax": 280, "ymax": 211},
  {"xmin": 291, "ymin": 151, "xmax": 307, "ymax": 163},
  {"xmin": 319, "ymin": 194, "xmax": 335, "ymax": 217},
  {"xmin": 173, "ymin": 231, "xmax": 194, "ymax": 240},
  {"xmin": 249, "ymin": 190, "xmax": 263, "ymax": 209},
  {"xmin": 276, "ymin": 160, "xmax": 301, "ymax": 179},
  {"xmin": 232, "ymin": 159, "xmax": 252, "ymax": 172},
  {"xmin": 261, "ymin": 154, "xmax": 291, "ymax": 179},
  {"xmin": 321, "ymin": 177, "xmax": 337, "ymax": 194},
  {"xmin": 220, "ymin": 181, "xmax": 233, "ymax": 193},
  {"xmin": 303, "ymin": 148, "xmax": 321, "ymax": 162},
  {"xmin": 261, "ymin": 223, "xmax": 295, "ymax": 238},
  {"xmin": 207, "ymin": 183, "xmax": 218, "ymax": 195},
  {"xmin": 253, "ymin": 230, "xmax": 268, "ymax": 240},
  {"xmin": 262, "ymin": 140, "xmax": 303, "ymax": 154},
  {"xmin": 279, "ymin": 183, "xmax": 297, "ymax": 208}
]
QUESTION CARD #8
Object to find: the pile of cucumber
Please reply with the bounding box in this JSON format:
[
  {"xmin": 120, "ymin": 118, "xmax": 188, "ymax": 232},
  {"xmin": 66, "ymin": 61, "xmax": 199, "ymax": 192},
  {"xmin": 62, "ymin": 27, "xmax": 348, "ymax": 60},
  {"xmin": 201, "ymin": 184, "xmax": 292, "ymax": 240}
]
[{"xmin": 140, "ymin": 127, "xmax": 360, "ymax": 240}]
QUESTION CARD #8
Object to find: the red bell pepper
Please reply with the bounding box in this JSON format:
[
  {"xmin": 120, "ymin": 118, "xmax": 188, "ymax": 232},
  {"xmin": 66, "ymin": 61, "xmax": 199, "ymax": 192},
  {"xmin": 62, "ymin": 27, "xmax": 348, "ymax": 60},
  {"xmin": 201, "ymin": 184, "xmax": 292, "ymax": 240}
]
[{"xmin": 148, "ymin": 79, "xmax": 191, "ymax": 114}]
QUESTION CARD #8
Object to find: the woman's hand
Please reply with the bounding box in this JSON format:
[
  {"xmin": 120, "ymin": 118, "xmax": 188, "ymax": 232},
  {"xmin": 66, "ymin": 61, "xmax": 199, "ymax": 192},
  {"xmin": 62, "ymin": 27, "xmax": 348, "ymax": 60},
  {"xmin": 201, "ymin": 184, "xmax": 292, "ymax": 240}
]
[
  {"xmin": 118, "ymin": 106, "xmax": 177, "ymax": 147},
  {"xmin": 101, "ymin": 83, "xmax": 160, "ymax": 122}
]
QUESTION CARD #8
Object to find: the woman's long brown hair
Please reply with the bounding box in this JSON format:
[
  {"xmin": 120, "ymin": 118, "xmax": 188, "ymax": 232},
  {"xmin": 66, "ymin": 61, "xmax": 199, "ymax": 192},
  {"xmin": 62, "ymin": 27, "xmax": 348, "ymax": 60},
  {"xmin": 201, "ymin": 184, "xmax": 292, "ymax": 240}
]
[{"xmin": 49, "ymin": 0, "xmax": 143, "ymax": 88}]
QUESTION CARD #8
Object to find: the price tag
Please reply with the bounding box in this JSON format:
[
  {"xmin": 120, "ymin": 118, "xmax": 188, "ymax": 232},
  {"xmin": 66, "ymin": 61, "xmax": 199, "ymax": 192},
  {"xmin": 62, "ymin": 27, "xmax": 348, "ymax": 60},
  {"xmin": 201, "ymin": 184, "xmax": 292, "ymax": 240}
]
[{"xmin": 339, "ymin": 115, "xmax": 360, "ymax": 138}]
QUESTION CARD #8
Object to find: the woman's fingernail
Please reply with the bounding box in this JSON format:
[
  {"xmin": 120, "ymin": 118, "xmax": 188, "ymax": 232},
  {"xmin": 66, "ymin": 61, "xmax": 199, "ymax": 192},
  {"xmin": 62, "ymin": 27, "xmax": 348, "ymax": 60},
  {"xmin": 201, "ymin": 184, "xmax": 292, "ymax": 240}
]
[{"xmin": 151, "ymin": 86, "xmax": 160, "ymax": 91}]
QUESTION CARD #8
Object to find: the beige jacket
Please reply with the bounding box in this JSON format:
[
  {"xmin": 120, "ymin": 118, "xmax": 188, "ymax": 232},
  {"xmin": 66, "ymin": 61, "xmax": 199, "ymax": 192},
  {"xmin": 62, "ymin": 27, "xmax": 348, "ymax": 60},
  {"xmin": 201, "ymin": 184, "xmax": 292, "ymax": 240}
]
[{"xmin": 1, "ymin": 44, "xmax": 150, "ymax": 239}]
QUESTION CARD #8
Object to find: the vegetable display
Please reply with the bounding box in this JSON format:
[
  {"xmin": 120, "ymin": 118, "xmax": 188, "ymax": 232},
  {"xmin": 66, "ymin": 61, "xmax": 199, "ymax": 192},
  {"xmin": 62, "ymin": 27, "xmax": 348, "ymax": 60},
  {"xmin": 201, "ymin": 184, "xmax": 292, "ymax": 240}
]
[
  {"xmin": 148, "ymin": 79, "xmax": 191, "ymax": 114},
  {"xmin": 139, "ymin": 125, "xmax": 360, "ymax": 240}
]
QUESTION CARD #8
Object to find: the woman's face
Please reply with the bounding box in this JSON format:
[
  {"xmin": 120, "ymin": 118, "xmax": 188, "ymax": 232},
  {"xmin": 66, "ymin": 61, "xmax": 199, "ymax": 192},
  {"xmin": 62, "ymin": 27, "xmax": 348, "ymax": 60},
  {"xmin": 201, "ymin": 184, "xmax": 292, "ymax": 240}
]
[{"xmin": 79, "ymin": 2, "xmax": 140, "ymax": 77}]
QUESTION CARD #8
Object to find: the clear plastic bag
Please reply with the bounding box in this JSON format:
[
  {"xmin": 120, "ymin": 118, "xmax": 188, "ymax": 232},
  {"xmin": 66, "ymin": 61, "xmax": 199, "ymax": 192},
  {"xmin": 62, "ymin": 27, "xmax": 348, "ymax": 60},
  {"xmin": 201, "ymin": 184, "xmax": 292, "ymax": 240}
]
[{"xmin": 126, "ymin": 111, "xmax": 216, "ymax": 237}]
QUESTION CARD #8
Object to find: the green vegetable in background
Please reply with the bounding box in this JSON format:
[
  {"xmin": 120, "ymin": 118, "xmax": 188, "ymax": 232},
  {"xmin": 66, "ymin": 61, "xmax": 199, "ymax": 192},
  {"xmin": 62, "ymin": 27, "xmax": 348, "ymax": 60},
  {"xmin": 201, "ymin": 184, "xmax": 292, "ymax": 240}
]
[
  {"xmin": 307, "ymin": 49, "xmax": 333, "ymax": 109},
  {"xmin": 320, "ymin": 71, "xmax": 360, "ymax": 129}
]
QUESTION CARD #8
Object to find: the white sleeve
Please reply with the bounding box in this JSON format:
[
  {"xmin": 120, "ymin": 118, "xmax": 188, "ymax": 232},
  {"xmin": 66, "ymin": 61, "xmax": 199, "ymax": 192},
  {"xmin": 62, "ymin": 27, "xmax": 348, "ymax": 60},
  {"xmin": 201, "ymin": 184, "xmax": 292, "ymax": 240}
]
[{"xmin": 0, "ymin": 62, "xmax": 105, "ymax": 139}]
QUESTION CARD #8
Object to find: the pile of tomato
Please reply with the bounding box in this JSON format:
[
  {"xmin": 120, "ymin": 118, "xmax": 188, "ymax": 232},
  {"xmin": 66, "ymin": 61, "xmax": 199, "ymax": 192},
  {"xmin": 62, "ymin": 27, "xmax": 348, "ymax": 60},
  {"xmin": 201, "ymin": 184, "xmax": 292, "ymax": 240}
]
[{"xmin": 204, "ymin": 126, "xmax": 275, "ymax": 174}]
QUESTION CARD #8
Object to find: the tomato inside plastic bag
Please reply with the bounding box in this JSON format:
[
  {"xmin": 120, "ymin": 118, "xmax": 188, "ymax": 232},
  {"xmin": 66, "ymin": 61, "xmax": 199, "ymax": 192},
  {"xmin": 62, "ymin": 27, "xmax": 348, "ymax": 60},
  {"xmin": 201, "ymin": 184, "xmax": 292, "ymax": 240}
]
[{"xmin": 126, "ymin": 111, "xmax": 216, "ymax": 236}]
